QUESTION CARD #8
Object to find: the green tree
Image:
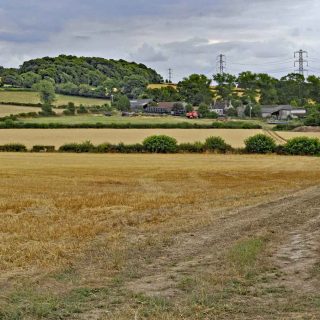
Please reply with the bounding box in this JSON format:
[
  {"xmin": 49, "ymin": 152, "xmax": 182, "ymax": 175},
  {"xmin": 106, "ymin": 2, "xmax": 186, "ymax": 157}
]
[
  {"xmin": 307, "ymin": 75, "xmax": 320, "ymax": 103},
  {"xmin": 56, "ymin": 82, "xmax": 79, "ymax": 95},
  {"xmin": 277, "ymin": 73, "xmax": 308, "ymax": 106},
  {"xmin": 177, "ymin": 74, "xmax": 213, "ymax": 106},
  {"xmin": 244, "ymin": 104, "xmax": 261, "ymax": 118},
  {"xmin": 237, "ymin": 71, "xmax": 259, "ymax": 103},
  {"xmin": 63, "ymin": 102, "xmax": 76, "ymax": 115},
  {"xmin": 146, "ymin": 86, "xmax": 181, "ymax": 102},
  {"xmin": 20, "ymin": 72, "xmax": 41, "ymax": 88},
  {"xmin": 304, "ymin": 105, "xmax": 320, "ymax": 126},
  {"xmin": 171, "ymin": 102, "xmax": 185, "ymax": 115},
  {"xmin": 256, "ymin": 73, "xmax": 279, "ymax": 105},
  {"xmin": 185, "ymin": 104, "xmax": 193, "ymax": 112},
  {"xmin": 122, "ymin": 75, "xmax": 148, "ymax": 99},
  {"xmin": 198, "ymin": 103, "xmax": 210, "ymax": 117},
  {"xmin": 114, "ymin": 95, "xmax": 131, "ymax": 112},
  {"xmin": 213, "ymin": 73, "xmax": 237, "ymax": 102},
  {"xmin": 33, "ymin": 80, "xmax": 56, "ymax": 115}
]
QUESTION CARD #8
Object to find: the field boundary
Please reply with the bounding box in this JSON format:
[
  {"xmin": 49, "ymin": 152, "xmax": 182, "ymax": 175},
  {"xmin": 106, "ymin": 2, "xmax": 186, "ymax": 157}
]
[{"xmin": 0, "ymin": 121, "xmax": 262, "ymax": 129}]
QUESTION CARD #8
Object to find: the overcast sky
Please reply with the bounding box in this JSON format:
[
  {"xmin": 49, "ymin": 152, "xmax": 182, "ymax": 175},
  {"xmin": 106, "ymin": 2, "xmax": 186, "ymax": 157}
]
[{"xmin": 1, "ymin": 0, "xmax": 320, "ymax": 82}]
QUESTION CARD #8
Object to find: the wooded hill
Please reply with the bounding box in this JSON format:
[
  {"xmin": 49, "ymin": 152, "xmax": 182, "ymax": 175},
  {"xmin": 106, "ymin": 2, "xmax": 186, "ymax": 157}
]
[{"xmin": 0, "ymin": 55, "xmax": 163, "ymax": 98}]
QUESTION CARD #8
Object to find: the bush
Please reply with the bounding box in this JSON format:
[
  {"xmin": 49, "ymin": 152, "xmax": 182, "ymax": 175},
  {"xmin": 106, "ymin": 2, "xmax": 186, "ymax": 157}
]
[
  {"xmin": 95, "ymin": 143, "xmax": 116, "ymax": 153},
  {"xmin": 204, "ymin": 136, "xmax": 231, "ymax": 153},
  {"xmin": 59, "ymin": 141, "xmax": 95, "ymax": 153},
  {"xmin": 143, "ymin": 135, "xmax": 178, "ymax": 153},
  {"xmin": 0, "ymin": 143, "xmax": 27, "ymax": 152},
  {"xmin": 77, "ymin": 105, "xmax": 88, "ymax": 114},
  {"xmin": 274, "ymin": 145, "xmax": 286, "ymax": 155},
  {"xmin": 31, "ymin": 145, "xmax": 55, "ymax": 152},
  {"xmin": 245, "ymin": 134, "xmax": 276, "ymax": 154},
  {"xmin": 273, "ymin": 124, "xmax": 300, "ymax": 131},
  {"xmin": 63, "ymin": 103, "xmax": 76, "ymax": 115},
  {"xmin": 284, "ymin": 137, "xmax": 320, "ymax": 156},
  {"xmin": 116, "ymin": 143, "xmax": 144, "ymax": 153},
  {"xmin": 178, "ymin": 142, "xmax": 205, "ymax": 153}
]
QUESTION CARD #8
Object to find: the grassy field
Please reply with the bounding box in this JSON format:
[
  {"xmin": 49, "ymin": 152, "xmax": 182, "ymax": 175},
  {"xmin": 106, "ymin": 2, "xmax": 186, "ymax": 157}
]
[
  {"xmin": 0, "ymin": 128, "xmax": 264, "ymax": 147},
  {"xmin": 0, "ymin": 104, "xmax": 42, "ymax": 116},
  {"xmin": 0, "ymin": 105, "xmax": 65, "ymax": 116},
  {"xmin": 19, "ymin": 114, "xmax": 217, "ymax": 125},
  {"xmin": 18, "ymin": 114, "xmax": 270, "ymax": 128},
  {"xmin": 0, "ymin": 90, "xmax": 110, "ymax": 106},
  {"xmin": 0, "ymin": 153, "xmax": 320, "ymax": 319}
]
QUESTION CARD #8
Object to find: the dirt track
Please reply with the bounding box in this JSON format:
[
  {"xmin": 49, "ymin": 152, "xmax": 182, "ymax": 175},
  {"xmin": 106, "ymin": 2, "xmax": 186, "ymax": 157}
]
[{"xmin": 125, "ymin": 185, "xmax": 320, "ymax": 318}]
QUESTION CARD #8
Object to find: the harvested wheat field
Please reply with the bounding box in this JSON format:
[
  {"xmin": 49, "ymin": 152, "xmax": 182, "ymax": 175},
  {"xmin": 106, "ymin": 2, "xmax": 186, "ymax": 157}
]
[
  {"xmin": 1, "ymin": 153, "xmax": 320, "ymax": 319},
  {"xmin": 1, "ymin": 129, "xmax": 320, "ymax": 149},
  {"xmin": 0, "ymin": 128, "xmax": 264, "ymax": 148}
]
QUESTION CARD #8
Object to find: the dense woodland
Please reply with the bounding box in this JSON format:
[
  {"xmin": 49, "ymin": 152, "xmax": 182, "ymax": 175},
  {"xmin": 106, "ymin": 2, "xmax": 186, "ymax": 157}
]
[{"xmin": 0, "ymin": 55, "xmax": 162, "ymax": 99}]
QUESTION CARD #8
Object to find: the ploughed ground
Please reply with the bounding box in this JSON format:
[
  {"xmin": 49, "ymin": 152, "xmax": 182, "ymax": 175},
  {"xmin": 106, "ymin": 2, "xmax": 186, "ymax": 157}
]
[{"xmin": 0, "ymin": 154, "xmax": 320, "ymax": 319}]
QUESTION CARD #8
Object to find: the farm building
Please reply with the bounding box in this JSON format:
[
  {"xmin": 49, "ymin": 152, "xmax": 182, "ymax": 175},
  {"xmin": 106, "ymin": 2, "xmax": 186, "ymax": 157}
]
[
  {"xmin": 211, "ymin": 100, "xmax": 233, "ymax": 116},
  {"xmin": 144, "ymin": 102, "xmax": 186, "ymax": 115},
  {"xmin": 261, "ymin": 105, "xmax": 306, "ymax": 120},
  {"xmin": 130, "ymin": 99, "xmax": 153, "ymax": 111}
]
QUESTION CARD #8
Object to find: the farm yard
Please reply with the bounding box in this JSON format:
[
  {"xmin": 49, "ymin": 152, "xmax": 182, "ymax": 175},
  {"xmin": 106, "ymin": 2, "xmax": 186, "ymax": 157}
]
[
  {"xmin": 0, "ymin": 90, "xmax": 110, "ymax": 106},
  {"xmin": 0, "ymin": 128, "xmax": 320, "ymax": 148},
  {"xmin": 0, "ymin": 153, "xmax": 320, "ymax": 319}
]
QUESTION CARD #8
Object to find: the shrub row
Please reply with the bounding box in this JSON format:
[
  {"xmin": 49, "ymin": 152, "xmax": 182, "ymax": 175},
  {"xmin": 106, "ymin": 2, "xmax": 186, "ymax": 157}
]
[
  {"xmin": 273, "ymin": 123, "xmax": 301, "ymax": 131},
  {"xmin": 0, "ymin": 101, "xmax": 42, "ymax": 107},
  {"xmin": 57, "ymin": 136, "xmax": 232, "ymax": 154},
  {"xmin": 0, "ymin": 143, "xmax": 27, "ymax": 152},
  {"xmin": 0, "ymin": 135, "xmax": 319, "ymax": 156},
  {"xmin": 0, "ymin": 121, "xmax": 262, "ymax": 129}
]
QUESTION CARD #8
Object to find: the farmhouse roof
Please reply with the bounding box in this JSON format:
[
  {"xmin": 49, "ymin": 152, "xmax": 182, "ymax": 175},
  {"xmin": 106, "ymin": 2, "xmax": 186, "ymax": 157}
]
[
  {"xmin": 261, "ymin": 105, "xmax": 293, "ymax": 113},
  {"xmin": 130, "ymin": 99, "xmax": 153, "ymax": 109},
  {"xmin": 157, "ymin": 102, "xmax": 184, "ymax": 110}
]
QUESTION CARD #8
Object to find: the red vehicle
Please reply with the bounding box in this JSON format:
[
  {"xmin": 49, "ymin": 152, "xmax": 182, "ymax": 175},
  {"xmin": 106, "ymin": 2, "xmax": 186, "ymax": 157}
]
[{"xmin": 186, "ymin": 111, "xmax": 199, "ymax": 119}]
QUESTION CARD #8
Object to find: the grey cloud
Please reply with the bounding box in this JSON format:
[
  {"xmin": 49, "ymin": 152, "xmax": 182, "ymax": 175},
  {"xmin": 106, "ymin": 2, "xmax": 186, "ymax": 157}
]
[
  {"xmin": 130, "ymin": 44, "xmax": 168, "ymax": 63},
  {"xmin": 0, "ymin": 0, "xmax": 319, "ymax": 81}
]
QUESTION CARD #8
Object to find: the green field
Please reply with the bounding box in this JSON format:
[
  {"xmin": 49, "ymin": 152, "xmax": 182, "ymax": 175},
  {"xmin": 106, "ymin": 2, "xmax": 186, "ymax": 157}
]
[
  {"xmin": 19, "ymin": 114, "xmax": 215, "ymax": 125},
  {"xmin": 18, "ymin": 114, "xmax": 271, "ymax": 128},
  {"xmin": 0, "ymin": 90, "xmax": 110, "ymax": 106},
  {"xmin": 0, "ymin": 104, "xmax": 41, "ymax": 116}
]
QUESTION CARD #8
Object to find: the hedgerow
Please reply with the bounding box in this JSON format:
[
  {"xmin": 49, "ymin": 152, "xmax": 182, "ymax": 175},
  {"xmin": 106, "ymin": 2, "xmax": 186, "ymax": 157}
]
[
  {"xmin": 0, "ymin": 121, "xmax": 262, "ymax": 129},
  {"xmin": 0, "ymin": 143, "xmax": 27, "ymax": 152},
  {"xmin": 0, "ymin": 135, "xmax": 319, "ymax": 156}
]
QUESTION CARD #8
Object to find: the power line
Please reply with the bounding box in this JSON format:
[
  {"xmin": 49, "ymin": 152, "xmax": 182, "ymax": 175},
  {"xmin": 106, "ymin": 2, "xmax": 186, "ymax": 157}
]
[
  {"xmin": 216, "ymin": 54, "xmax": 226, "ymax": 75},
  {"xmin": 168, "ymin": 68, "xmax": 172, "ymax": 83},
  {"xmin": 229, "ymin": 58, "xmax": 293, "ymax": 67},
  {"xmin": 294, "ymin": 49, "xmax": 308, "ymax": 76}
]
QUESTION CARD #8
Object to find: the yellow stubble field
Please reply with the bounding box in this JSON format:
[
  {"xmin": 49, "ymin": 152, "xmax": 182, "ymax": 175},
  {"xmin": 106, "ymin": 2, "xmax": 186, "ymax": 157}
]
[{"xmin": 1, "ymin": 153, "xmax": 320, "ymax": 319}]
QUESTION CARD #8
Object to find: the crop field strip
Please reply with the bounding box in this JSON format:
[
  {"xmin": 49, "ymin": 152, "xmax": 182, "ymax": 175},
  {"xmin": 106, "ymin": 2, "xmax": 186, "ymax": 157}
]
[
  {"xmin": 0, "ymin": 128, "xmax": 319, "ymax": 148},
  {"xmin": 1, "ymin": 154, "xmax": 320, "ymax": 319},
  {"xmin": 0, "ymin": 104, "xmax": 42, "ymax": 116},
  {"xmin": 0, "ymin": 90, "xmax": 110, "ymax": 106}
]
